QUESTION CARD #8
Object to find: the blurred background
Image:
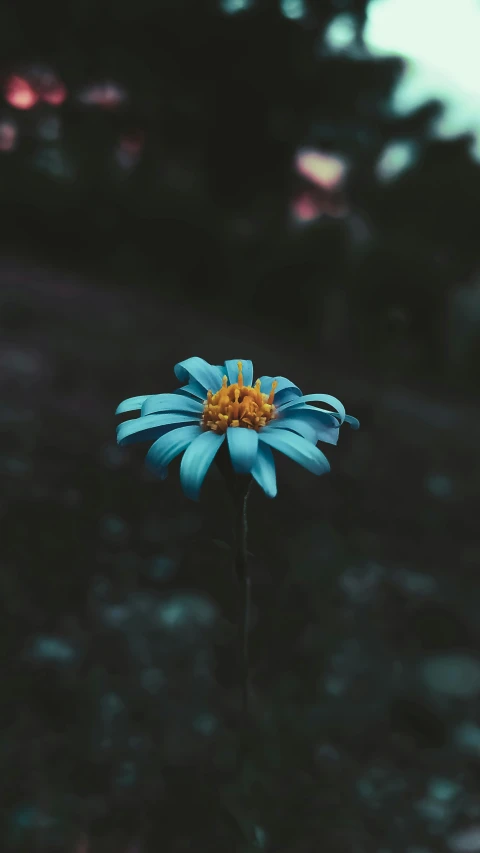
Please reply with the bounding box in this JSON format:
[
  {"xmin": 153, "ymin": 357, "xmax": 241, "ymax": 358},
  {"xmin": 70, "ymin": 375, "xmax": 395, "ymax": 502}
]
[{"xmin": 1, "ymin": 0, "xmax": 480, "ymax": 850}]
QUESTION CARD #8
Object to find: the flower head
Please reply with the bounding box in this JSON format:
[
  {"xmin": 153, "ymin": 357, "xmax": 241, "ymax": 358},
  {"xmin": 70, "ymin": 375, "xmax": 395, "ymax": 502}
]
[
  {"xmin": 201, "ymin": 361, "xmax": 278, "ymax": 433},
  {"xmin": 116, "ymin": 357, "xmax": 359, "ymax": 501}
]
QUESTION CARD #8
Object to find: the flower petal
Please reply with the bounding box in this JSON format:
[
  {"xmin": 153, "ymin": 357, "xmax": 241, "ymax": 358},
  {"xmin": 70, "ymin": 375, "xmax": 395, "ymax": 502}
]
[
  {"xmin": 141, "ymin": 393, "xmax": 203, "ymax": 417},
  {"xmin": 345, "ymin": 414, "xmax": 360, "ymax": 429},
  {"xmin": 116, "ymin": 395, "xmax": 151, "ymax": 415},
  {"xmin": 264, "ymin": 416, "xmax": 319, "ymax": 445},
  {"xmin": 269, "ymin": 409, "xmax": 340, "ymax": 445},
  {"xmin": 145, "ymin": 425, "xmax": 202, "ymax": 478},
  {"xmin": 174, "ymin": 357, "xmax": 224, "ymax": 394},
  {"xmin": 251, "ymin": 443, "xmax": 277, "ymax": 498},
  {"xmin": 173, "ymin": 380, "xmax": 206, "ymax": 400},
  {"xmin": 180, "ymin": 430, "xmax": 225, "ymax": 501},
  {"xmin": 255, "ymin": 375, "xmax": 303, "ymax": 406},
  {"xmin": 259, "ymin": 429, "xmax": 330, "ymax": 475},
  {"xmin": 224, "ymin": 359, "xmax": 254, "ymax": 387},
  {"xmin": 226, "ymin": 426, "xmax": 259, "ymax": 474},
  {"xmin": 117, "ymin": 413, "xmax": 199, "ymax": 446},
  {"xmin": 277, "ymin": 393, "xmax": 346, "ymax": 423}
]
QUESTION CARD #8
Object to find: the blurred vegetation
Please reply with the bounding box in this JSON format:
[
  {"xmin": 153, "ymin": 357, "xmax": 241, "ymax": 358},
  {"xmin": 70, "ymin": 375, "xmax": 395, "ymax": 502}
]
[
  {"xmin": 1, "ymin": 1, "xmax": 480, "ymax": 851},
  {"xmin": 0, "ymin": 0, "xmax": 479, "ymax": 385}
]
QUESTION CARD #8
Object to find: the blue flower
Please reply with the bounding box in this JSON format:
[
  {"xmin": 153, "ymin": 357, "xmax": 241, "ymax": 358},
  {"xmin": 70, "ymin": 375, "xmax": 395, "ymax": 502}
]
[{"xmin": 116, "ymin": 357, "xmax": 359, "ymax": 501}]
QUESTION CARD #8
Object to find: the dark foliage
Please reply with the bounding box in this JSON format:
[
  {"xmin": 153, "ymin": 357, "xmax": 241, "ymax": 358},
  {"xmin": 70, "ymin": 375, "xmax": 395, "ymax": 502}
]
[{"xmin": 1, "ymin": 1, "xmax": 480, "ymax": 851}]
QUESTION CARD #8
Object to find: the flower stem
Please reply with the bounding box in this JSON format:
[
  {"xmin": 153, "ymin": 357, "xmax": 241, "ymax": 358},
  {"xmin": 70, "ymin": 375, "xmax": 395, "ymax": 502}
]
[
  {"xmin": 233, "ymin": 486, "xmax": 251, "ymax": 725},
  {"xmin": 215, "ymin": 444, "xmax": 252, "ymax": 765}
]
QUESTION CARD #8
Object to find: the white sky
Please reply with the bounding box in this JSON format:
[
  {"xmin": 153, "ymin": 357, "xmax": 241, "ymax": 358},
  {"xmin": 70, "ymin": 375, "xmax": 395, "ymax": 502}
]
[
  {"xmin": 222, "ymin": 0, "xmax": 480, "ymax": 161},
  {"xmin": 363, "ymin": 0, "xmax": 480, "ymax": 159}
]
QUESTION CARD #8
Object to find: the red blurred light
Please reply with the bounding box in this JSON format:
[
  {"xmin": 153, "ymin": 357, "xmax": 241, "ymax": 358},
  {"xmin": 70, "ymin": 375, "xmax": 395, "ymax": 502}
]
[
  {"xmin": 4, "ymin": 75, "xmax": 39, "ymax": 110},
  {"xmin": 42, "ymin": 82, "xmax": 67, "ymax": 106},
  {"xmin": 291, "ymin": 188, "xmax": 349, "ymax": 224}
]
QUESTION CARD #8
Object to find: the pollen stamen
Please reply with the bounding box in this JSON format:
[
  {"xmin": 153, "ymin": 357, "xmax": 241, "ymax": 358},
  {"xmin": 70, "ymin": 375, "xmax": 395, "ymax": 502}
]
[
  {"xmin": 201, "ymin": 368, "xmax": 278, "ymax": 433},
  {"xmin": 268, "ymin": 380, "xmax": 278, "ymax": 405}
]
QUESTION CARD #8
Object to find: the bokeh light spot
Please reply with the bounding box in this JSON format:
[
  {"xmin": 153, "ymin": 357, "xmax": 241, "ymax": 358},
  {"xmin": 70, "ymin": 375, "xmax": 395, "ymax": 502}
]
[
  {"xmin": 291, "ymin": 190, "xmax": 322, "ymax": 223},
  {"xmin": 324, "ymin": 13, "xmax": 357, "ymax": 51},
  {"xmin": 0, "ymin": 118, "xmax": 18, "ymax": 152},
  {"xmin": 281, "ymin": 0, "xmax": 305, "ymax": 20},
  {"xmin": 77, "ymin": 81, "xmax": 128, "ymax": 108},
  {"xmin": 295, "ymin": 148, "xmax": 347, "ymax": 190},
  {"xmin": 376, "ymin": 140, "xmax": 418, "ymax": 181},
  {"xmin": 4, "ymin": 75, "xmax": 39, "ymax": 110},
  {"xmin": 42, "ymin": 82, "xmax": 67, "ymax": 106},
  {"xmin": 220, "ymin": 0, "xmax": 252, "ymax": 13}
]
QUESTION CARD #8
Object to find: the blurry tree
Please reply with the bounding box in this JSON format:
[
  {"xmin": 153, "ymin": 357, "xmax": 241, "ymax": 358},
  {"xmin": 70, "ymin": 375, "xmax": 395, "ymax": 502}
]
[{"xmin": 0, "ymin": 0, "xmax": 478, "ymax": 382}]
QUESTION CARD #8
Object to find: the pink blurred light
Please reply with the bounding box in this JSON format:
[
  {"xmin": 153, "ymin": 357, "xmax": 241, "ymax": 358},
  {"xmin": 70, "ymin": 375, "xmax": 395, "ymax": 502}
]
[
  {"xmin": 291, "ymin": 188, "xmax": 349, "ymax": 224},
  {"xmin": 295, "ymin": 148, "xmax": 347, "ymax": 190},
  {"xmin": 42, "ymin": 82, "xmax": 67, "ymax": 106},
  {"xmin": 4, "ymin": 75, "xmax": 39, "ymax": 110},
  {"xmin": 0, "ymin": 119, "xmax": 17, "ymax": 151},
  {"xmin": 291, "ymin": 190, "xmax": 322, "ymax": 223},
  {"xmin": 77, "ymin": 81, "xmax": 128, "ymax": 108}
]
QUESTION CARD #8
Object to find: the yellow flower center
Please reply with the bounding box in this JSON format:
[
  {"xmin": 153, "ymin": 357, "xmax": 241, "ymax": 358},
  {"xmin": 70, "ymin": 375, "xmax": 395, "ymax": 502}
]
[{"xmin": 201, "ymin": 361, "xmax": 278, "ymax": 433}]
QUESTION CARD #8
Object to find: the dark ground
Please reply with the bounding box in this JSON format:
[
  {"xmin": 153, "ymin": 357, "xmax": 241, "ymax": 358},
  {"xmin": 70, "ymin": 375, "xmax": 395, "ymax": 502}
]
[{"xmin": 1, "ymin": 257, "xmax": 480, "ymax": 853}]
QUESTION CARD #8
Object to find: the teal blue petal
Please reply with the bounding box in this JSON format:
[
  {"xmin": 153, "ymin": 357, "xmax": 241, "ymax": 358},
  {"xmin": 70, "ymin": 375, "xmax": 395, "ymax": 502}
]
[
  {"xmin": 174, "ymin": 380, "xmax": 206, "ymax": 400},
  {"xmin": 224, "ymin": 359, "xmax": 254, "ymax": 387},
  {"xmin": 268, "ymin": 409, "xmax": 340, "ymax": 445},
  {"xmin": 145, "ymin": 425, "xmax": 202, "ymax": 478},
  {"xmin": 226, "ymin": 426, "xmax": 258, "ymax": 474},
  {"xmin": 141, "ymin": 393, "xmax": 203, "ymax": 417},
  {"xmin": 277, "ymin": 393, "xmax": 346, "ymax": 423},
  {"xmin": 117, "ymin": 413, "xmax": 199, "ymax": 446},
  {"xmin": 263, "ymin": 416, "xmax": 318, "ymax": 444},
  {"xmin": 259, "ymin": 429, "xmax": 330, "ymax": 475},
  {"xmin": 345, "ymin": 414, "xmax": 360, "ymax": 429},
  {"xmin": 174, "ymin": 358, "xmax": 224, "ymax": 394},
  {"xmin": 255, "ymin": 375, "xmax": 302, "ymax": 406},
  {"xmin": 180, "ymin": 430, "xmax": 225, "ymax": 501},
  {"xmin": 116, "ymin": 395, "xmax": 150, "ymax": 415},
  {"xmin": 251, "ymin": 444, "xmax": 277, "ymax": 498}
]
